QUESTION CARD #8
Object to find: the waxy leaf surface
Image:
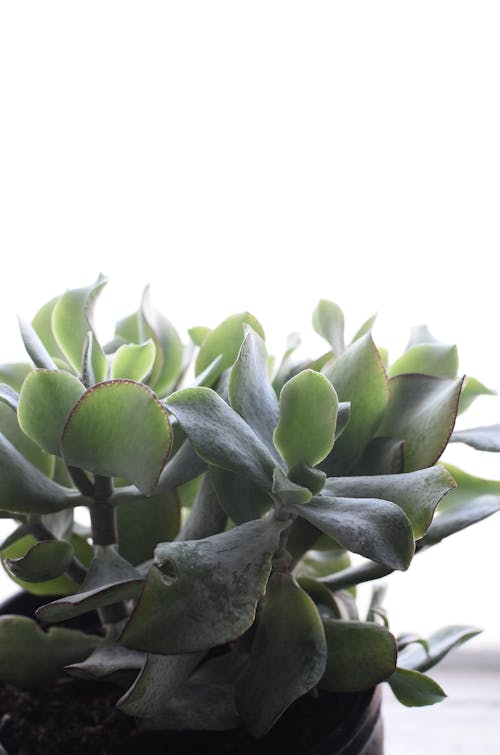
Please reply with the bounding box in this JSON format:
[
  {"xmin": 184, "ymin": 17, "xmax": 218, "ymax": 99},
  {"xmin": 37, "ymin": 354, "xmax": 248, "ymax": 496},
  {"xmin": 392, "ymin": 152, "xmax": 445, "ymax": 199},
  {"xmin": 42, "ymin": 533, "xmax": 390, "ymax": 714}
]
[
  {"xmin": 141, "ymin": 287, "xmax": 183, "ymax": 396},
  {"xmin": 376, "ymin": 374, "xmax": 464, "ymax": 472},
  {"xmin": 320, "ymin": 620, "xmax": 397, "ymax": 692},
  {"xmin": 6, "ymin": 539, "xmax": 74, "ymax": 582},
  {"xmin": 274, "ymin": 369, "xmax": 338, "ymax": 470},
  {"xmin": 0, "ymin": 403, "xmax": 55, "ymax": 478},
  {"xmin": 397, "ymin": 626, "xmax": 481, "ymax": 673},
  {"xmin": 165, "ymin": 387, "xmax": 276, "ymax": 489},
  {"xmin": 293, "ymin": 496, "xmax": 414, "ymax": 571},
  {"xmin": 389, "ymin": 344, "xmax": 458, "ymax": 379},
  {"xmin": 313, "ymin": 300, "xmax": 345, "ymax": 355},
  {"xmin": 18, "ymin": 370, "xmax": 85, "ymax": 455},
  {"xmin": 62, "ymin": 380, "xmax": 172, "ymax": 496},
  {"xmin": 121, "ymin": 517, "xmax": 287, "ymax": 653},
  {"xmin": 236, "ymin": 572, "xmax": 327, "ymax": 737},
  {"xmin": 195, "ymin": 312, "xmax": 265, "ymax": 379},
  {"xmin": 450, "ymin": 424, "xmax": 500, "ymax": 452},
  {"xmin": 388, "ymin": 668, "xmax": 446, "ymax": 707},
  {"xmin": 111, "ymin": 340, "xmax": 156, "ymax": 383},
  {"xmin": 115, "ymin": 488, "xmax": 181, "ymax": 566}
]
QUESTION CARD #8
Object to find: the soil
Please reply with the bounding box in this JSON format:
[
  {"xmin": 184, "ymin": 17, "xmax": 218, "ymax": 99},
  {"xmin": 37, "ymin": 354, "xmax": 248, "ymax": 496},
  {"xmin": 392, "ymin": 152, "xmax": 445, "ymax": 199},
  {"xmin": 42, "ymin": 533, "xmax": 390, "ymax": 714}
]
[{"xmin": 0, "ymin": 676, "xmax": 357, "ymax": 755}]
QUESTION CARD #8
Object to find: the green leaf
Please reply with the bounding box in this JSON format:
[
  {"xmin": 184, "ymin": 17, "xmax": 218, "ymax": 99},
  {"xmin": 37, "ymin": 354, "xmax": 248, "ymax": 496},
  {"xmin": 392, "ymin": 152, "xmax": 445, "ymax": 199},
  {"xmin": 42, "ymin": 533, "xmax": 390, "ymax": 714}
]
[
  {"xmin": 0, "ymin": 383, "xmax": 19, "ymax": 411},
  {"xmin": 458, "ymin": 376, "xmax": 496, "ymax": 414},
  {"xmin": 165, "ymin": 387, "xmax": 276, "ymax": 489},
  {"xmin": 18, "ymin": 370, "xmax": 85, "ymax": 456},
  {"xmin": 0, "ymin": 402, "xmax": 55, "ymax": 477},
  {"xmin": 31, "ymin": 296, "xmax": 66, "ymax": 362},
  {"xmin": 236, "ymin": 573, "xmax": 327, "ymax": 737},
  {"xmin": 418, "ymin": 494, "xmax": 500, "ymax": 548},
  {"xmin": 274, "ymin": 370, "xmax": 338, "ymax": 470},
  {"xmin": 37, "ymin": 545, "xmax": 142, "ymax": 622},
  {"xmin": 351, "ymin": 313, "xmax": 377, "ymax": 343},
  {"xmin": 126, "ymin": 653, "xmax": 242, "ymax": 731},
  {"xmin": 188, "ymin": 326, "xmax": 211, "ymax": 346},
  {"xmin": 0, "ymin": 363, "xmax": 32, "ymax": 392},
  {"xmin": 324, "ymin": 465, "xmax": 455, "ymax": 539},
  {"xmin": 293, "ymin": 495, "xmax": 414, "ymax": 571},
  {"xmin": 228, "ymin": 327, "xmax": 280, "ymax": 457},
  {"xmin": 141, "ymin": 286, "xmax": 183, "ymax": 396},
  {"xmin": 1, "ymin": 533, "xmax": 91, "ymax": 596},
  {"xmin": 195, "ymin": 312, "xmax": 265, "ymax": 380},
  {"xmin": 52, "ymin": 274, "xmax": 108, "ymax": 382},
  {"xmin": 389, "ymin": 344, "xmax": 458, "ymax": 379},
  {"xmin": 356, "ymin": 437, "xmax": 405, "ymax": 475},
  {"xmin": 320, "ymin": 619, "xmax": 397, "ymax": 692},
  {"xmin": 6, "ymin": 539, "xmax": 74, "ymax": 582},
  {"xmin": 67, "ymin": 642, "xmax": 144, "ymax": 684},
  {"xmin": 375, "ymin": 374, "xmax": 464, "ymax": 472},
  {"xmin": 405, "ymin": 325, "xmax": 439, "ymax": 349},
  {"xmin": 272, "ymin": 466, "xmax": 313, "ymax": 506},
  {"xmin": 313, "ymin": 300, "xmax": 345, "ymax": 356},
  {"xmin": 397, "ymin": 625, "xmax": 481, "ymax": 673},
  {"xmin": 0, "ymin": 615, "xmax": 101, "ymax": 688},
  {"xmin": 388, "ymin": 667, "xmax": 446, "ymax": 706},
  {"xmin": 157, "ymin": 438, "xmax": 208, "ymax": 492},
  {"xmin": 17, "ymin": 317, "xmax": 58, "ymax": 371},
  {"xmin": 0, "ymin": 433, "xmax": 75, "ymax": 514},
  {"xmin": 120, "ymin": 516, "xmax": 288, "ymax": 654},
  {"xmin": 441, "ymin": 463, "xmax": 500, "ymax": 509},
  {"xmin": 321, "ymin": 335, "xmax": 389, "ymax": 474},
  {"xmin": 62, "ymin": 380, "xmax": 172, "ymax": 496},
  {"xmin": 110, "ymin": 339, "xmax": 156, "ymax": 382},
  {"xmin": 271, "ymin": 332, "xmax": 301, "ymax": 395},
  {"xmin": 115, "ymin": 488, "xmax": 181, "ymax": 566},
  {"xmin": 118, "ymin": 652, "xmax": 202, "ymax": 718},
  {"xmin": 209, "ymin": 466, "xmax": 271, "ymax": 524},
  {"xmin": 451, "ymin": 424, "xmax": 500, "ymax": 452},
  {"xmin": 177, "ymin": 474, "xmax": 227, "ymax": 540}
]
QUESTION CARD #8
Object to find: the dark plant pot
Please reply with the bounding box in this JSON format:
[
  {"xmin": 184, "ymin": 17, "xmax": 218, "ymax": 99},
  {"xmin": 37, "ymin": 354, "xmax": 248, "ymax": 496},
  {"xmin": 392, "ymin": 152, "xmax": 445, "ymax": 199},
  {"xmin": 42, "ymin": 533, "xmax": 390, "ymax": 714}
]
[{"xmin": 0, "ymin": 591, "xmax": 384, "ymax": 755}]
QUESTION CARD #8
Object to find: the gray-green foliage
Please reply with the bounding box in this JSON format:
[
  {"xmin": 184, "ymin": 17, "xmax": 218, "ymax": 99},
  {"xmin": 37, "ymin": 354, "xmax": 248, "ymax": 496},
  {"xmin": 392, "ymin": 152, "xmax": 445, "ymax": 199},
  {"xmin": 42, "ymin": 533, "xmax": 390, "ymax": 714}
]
[{"xmin": 0, "ymin": 284, "xmax": 498, "ymax": 737}]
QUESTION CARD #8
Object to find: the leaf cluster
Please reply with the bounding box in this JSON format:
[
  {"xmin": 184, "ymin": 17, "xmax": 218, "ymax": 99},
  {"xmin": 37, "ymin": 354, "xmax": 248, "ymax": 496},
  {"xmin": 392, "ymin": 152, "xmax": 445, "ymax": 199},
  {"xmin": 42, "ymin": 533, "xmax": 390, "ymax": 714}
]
[{"xmin": 0, "ymin": 280, "xmax": 498, "ymax": 736}]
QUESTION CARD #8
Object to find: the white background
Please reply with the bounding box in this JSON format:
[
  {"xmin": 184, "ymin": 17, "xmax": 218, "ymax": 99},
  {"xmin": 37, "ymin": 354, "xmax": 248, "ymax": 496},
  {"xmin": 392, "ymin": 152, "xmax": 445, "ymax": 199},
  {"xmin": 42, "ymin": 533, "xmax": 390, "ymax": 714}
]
[{"xmin": 0, "ymin": 2, "xmax": 499, "ymax": 649}]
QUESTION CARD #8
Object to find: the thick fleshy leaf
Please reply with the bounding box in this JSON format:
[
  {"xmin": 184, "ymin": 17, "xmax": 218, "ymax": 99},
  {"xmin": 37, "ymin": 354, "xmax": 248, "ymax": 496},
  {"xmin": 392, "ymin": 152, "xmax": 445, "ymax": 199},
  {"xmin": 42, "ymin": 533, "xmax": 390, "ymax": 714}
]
[
  {"xmin": 188, "ymin": 325, "xmax": 211, "ymax": 346},
  {"xmin": 389, "ymin": 344, "xmax": 458, "ymax": 379},
  {"xmin": 324, "ymin": 465, "xmax": 455, "ymax": 539},
  {"xmin": 295, "ymin": 548, "xmax": 351, "ymax": 581},
  {"xmin": 165, "ymin": 387, "xmax": 276, "ymax": 489},
  {"xmin": 388, "ymin": 668, "xmax": 446, "ymax": 707},
  {"xmin": 274, "ymin": 370, "xmax": 338, "ymax": 470},
  {"xmin": 313, "ymin": 300, "xmax": 345, "ymax": 356},
  {"xmin": 376, "ymin": 374, "xmax": 464, "ymax": 472},
  {"xmin": 176, "ymin": 474, "xmax": 227, "ymax": 541},
  {"xmin": 195, "ymin": 312, "xmax": 265, "ymax": 380},
  {"xmin": 418, "ymin": 494, "xmax": 500, "ymax": 548},
  {"xmin": 120, "ymin": 516, "xmax": 287, "ymax": 654},
  {"xmin": 209, "ymin": 466, "xmax": 271, "ymax": 524},
  {"xmin": 236, "ymin": 573, "xmax": 327, "ymax": 737},
  {"xmin": 52, "ymin": 275, "xmax": 108, "ymax": 382},
  {"xmin": 17, "ymin": 317, "xmax": 58, "ymax": 371},
  {"xmin": 0, "ymin": 362, "xmax": 32, "ymax": 391},
  {"xmin": 450, "ymin": 424, "xmax": 500, "ymax": 452},
  {"xmin": 405, "ymin": 325, "xmax": 439, "ymax": 349},
  {"xmin": 62, "ymin": 380, "xmax": 172, "ymax": 496},
  {"xmin": 37, "ymin": 546, "xmax": 142, "ymax": 622},
  {"xmin": 1, "ymin": 533, "xmax": 92, "ymax": 596},
  {"xmin": 6, "ymin": 539, "xmax": 74, "ymax": 582},
  {"xmin": 356, "ymin": 437, "xmax": 405, "ymax": 475},
  {"xmin": 321, "ymin": 335, "xmax": 389, "ymax": 474},
  {"xmin": 118, "ymin": 652, "xmax": 202, "ymax": 718},
  {"xmin": 31, "ymin": 296, "xmax": 66, "ymax": 361},
  {"xmin": 115, "ymin": 488, "xmax": 181, "ymax": 566},
  {"xmin": 141, "ymin": 286, "xmax": 183, "ymax": 396},
  {"xmin": 440, "ymin": 463, "xmax": 500, "ymax": 509},
  {"xmin": 0, "ymin": 403, "xmax": 55, "ymax": 477},
  {"xmin": 228, "ymin": 327, "xmax": 280, "ymax": 457},
  {"xmin": 67, "ymin": 642, "xmax": 144, "ymax": 683},
  {"xmin": 397, "ymin": 626, "xmax": 481, "ymax": 673},
  {"xmin": 0, "ymin": 433, "xmax": 75, "ymax": 514},
  {"xmin": 0, "ymin": 615, "xmax": 101, "ymax": 688},
  {"xmin": 157, "ymin": 439, "xmax": 208, "ymax": 492},
  {"xmin": 458, "ymin": 376, "xmax": 496, "ymax": 414},
  {"xmin": 133, "ymin": 654, "xmax": 243, "ymax": 732},
  {"xmin": 18, "ymin": 370, "xmax": 85, "ymax": 456},
  {"xmin": 272, "ymin": 466, "xmax": 313, "ymax": 506},
  {"xmin": 296, "ymin": 576, "xmax": 348, "ymax": 617},
  {"xmin": 293, "ymin": 496, "xmax": 414, "ymax": 571},
  {"xmin": 0, "ymin": 383, "xmax": 19, "ymax": 411},
  {"xmin": 320, "ymin": 619, "xmax": 397, "ymax": 692},
  {"xmin": 111, "ymin": 340, "xmax": 156, "ymax": 382},
  {"xmin": 351, "ymin": 313, "xmax": 377, "ymax": 343}
]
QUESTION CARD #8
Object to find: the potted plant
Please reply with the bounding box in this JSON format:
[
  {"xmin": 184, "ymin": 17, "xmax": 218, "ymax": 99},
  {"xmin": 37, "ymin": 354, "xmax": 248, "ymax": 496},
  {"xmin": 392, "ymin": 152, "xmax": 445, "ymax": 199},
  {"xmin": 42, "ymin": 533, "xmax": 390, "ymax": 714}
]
[{"xmin": 0, "ymin": 276, "xmax": 498, "ymax": 754}]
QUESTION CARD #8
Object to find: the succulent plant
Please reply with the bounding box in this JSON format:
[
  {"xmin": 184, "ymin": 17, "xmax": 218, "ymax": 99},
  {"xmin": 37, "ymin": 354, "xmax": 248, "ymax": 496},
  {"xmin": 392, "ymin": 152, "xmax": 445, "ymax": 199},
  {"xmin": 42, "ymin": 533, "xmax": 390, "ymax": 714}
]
[{"xmin": 0, "ymin": 276, "xmax": 499, "ymax": 737}]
